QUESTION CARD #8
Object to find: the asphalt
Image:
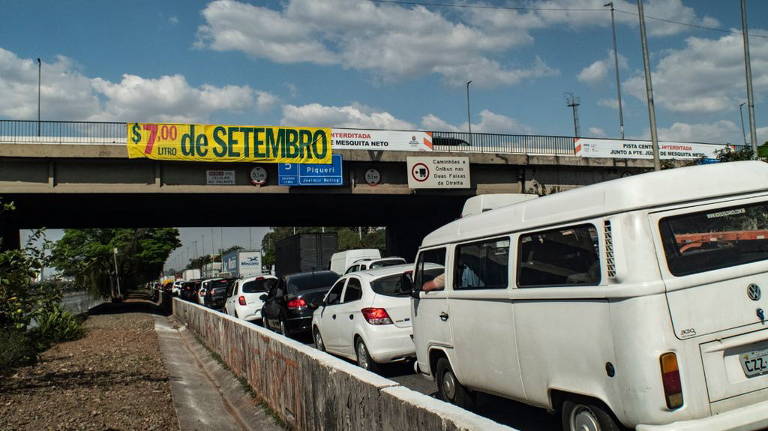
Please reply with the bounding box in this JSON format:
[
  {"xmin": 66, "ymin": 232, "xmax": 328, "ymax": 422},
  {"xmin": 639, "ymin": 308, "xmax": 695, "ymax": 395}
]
[{"xmin": 154, "ymin": 315, "xmax": 283, "ymax": 431}]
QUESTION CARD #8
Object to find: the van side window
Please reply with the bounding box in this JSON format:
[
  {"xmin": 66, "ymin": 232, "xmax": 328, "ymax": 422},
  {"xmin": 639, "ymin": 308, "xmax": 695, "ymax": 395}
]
[
  {"xmin": 414, "ymin": 248, "xmax": 447, "ymax": 291},
  {"xmin": 517, "ymin": 224, "xmax": 600, "ymax": 287},
  {"xmin": 454, "ymin": 237, "xmax": 510, "ymax": 290}
]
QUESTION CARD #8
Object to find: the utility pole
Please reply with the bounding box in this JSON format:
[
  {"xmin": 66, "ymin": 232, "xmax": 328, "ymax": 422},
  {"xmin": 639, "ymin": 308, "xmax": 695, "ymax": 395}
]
[
  {"xmin": 37, "ymin": 58, "xmax": 41, "ymax": 137},
  {"xmin": 113, "ymin": 247, "xmax": 122, "ymax": 299},
  {"xmin": 466, "ymin": 80, "xmax": 473, "ymax": 145},
  {"xmin": 565, "ymin": 93, "xmax": 581, "ymax": 137},
  {"xmin": 605, "ymin": 2, "xmax": 625, "ymax": 139},
  {"xmin": 739, "ymin": 103, "xmax": 748, "ymax": 147},
  {"xmin": 740, "ymin": 0, "xmax": 759, "ymax": 158},
  {"xmin": 637, "ymin": 0, "xmax": 661, "ymax": 171}
]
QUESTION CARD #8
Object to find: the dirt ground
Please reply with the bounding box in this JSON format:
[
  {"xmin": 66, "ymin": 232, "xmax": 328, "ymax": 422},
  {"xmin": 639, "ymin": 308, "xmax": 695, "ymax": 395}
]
[{"xmin": 0, "ymin": 295, "xmax": 178, "ymax": 431}]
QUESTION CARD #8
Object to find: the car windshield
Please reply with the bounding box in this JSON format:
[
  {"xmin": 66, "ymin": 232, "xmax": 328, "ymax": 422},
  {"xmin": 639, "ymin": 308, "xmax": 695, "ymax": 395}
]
[
  {"xmin": 287, "ymin": 272, "xmax": 339, "ymax": 292},
  {"xmin": 372, "ymin": 268, "xmax": 441, "ymax": 297},
  {"xmin": 660, "ymin": 201, "xmax": 768, "ymax": 276},
  {"xmin": 242, "ymin": 278, "xmax": 269, "ymax": 293},
  {"xmin": 210, "ymin": 279, "xmax": 233, "ymax": 289}
]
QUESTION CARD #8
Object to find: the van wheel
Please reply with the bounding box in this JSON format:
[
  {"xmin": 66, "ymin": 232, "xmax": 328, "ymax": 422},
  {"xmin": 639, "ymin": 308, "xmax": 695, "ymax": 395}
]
[
  {"xmin": 436, "ymin": 358, "xmax": 474, "ymax": 410},
  {"xmin": 561, "ymin": 399, "xmax": 620, "ymax": 431},
  {"xmin": 355, "ymin": 339, "xmax": 379, "ymax": 373},
  {"xmin": 313, "ymin": 328, "xmax": 325, "ymax": 352}
]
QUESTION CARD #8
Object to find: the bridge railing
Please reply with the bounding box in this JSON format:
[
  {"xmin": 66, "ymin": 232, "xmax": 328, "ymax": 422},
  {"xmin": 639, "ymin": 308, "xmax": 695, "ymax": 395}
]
[
  {"xmin": 431, "ymin": 131, "xmax": 575, "ymax": 155},
  {"xmin": 0, "ymin": 120, "xmax": 126, "ymax": 145}
]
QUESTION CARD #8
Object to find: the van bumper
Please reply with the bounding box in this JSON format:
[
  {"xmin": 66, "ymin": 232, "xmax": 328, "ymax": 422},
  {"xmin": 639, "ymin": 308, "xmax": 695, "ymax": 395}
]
[{"xmin": 637, "ymin": 399, "xmax": 768, "ymax": 431}]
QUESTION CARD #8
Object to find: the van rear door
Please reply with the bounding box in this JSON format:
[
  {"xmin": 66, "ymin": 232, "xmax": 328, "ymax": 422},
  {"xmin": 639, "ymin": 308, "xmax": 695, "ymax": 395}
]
[{"xmin": 653, "ymin": 197, "xmax": 768, "ymax": 404}]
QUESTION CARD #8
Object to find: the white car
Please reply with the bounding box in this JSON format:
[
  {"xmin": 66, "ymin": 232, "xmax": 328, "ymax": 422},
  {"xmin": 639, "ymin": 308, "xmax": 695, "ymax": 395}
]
[
  {"xmin": 224, "ymin": 275, "xmax": 276, "ymax": 323},
  {"xmin": 171, "ymin": 280, "xmax": 184, "ymax": 296},
  {"xmin": 197, "ymin": 278, "xmax": 213, "ymax": 305},
  {"xmin": 311, "ymin": 264, "xmax": 418, "ymax": 372}
]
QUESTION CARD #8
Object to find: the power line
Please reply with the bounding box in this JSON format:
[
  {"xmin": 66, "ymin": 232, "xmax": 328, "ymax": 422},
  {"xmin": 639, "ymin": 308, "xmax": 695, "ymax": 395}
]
[{"xmin": 369, "ymin": 0, "xmax": 768, "ymax": 39}]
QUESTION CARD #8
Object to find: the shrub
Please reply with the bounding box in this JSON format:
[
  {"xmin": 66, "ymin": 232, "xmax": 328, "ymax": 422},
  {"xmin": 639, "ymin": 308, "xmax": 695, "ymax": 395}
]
[
  {"xmin": 30, "ymin": 305, "xmax": 85, "ymax": 349},
  {"xmin": 0, "ymin": 329, "xmax": 37, "ymax": 373}
]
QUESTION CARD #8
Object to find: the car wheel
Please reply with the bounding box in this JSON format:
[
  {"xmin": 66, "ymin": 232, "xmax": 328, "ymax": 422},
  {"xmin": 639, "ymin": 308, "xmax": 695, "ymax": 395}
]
[
  {"xmin": 313, "ymin": 328, "xmax": 325, "ymax": 352},
  {"xmin": 561, "ymin": 399, "xmax": 620, "ymax": 431},
  {"xmin": 355, "ymin": 338, "xmax": 379, "ymax": 373},
  {"xmin": 436, "ymin": 357, "xmax": 474, "ymax": 410}
]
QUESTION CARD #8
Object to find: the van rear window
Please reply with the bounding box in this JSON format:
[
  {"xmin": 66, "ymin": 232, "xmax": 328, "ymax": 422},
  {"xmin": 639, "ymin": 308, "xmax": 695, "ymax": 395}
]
[{"xmin": 660, "ymin": 202, "xmax": 768, "ymax": 276}]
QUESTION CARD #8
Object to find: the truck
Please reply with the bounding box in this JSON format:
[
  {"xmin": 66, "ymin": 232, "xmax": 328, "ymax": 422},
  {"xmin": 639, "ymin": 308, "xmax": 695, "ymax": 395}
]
[
  {"xmin": 222, "ymin": 250, "xmax": 263, "ymax": 278},
  {"xmin": 182, "ymin": 268, "xmax": 201, "ymax": 281},
  {"xmin": 275, "ymin": 232, "xmax": 337, "ymax": 277}
]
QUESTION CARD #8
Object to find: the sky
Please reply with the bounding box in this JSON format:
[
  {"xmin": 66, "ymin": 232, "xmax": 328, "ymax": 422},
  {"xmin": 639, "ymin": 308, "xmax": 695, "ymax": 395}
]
[{"xmin": 4, "ymin": 0, "xmax": 767, "ymax": 270}]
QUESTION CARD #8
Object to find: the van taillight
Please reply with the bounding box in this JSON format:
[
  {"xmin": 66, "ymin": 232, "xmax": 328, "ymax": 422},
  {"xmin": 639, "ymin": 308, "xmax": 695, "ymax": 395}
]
[
  {"xmin": 287, "ymin": 298, "xmax": 307, "ymax": 309},
  {"xmin": 238, "ymin": 296, "xmax": 246, "ymax": 306},
  {"xmin": 361, "ymin": 308, "xmax": 393, "ymax": 325},
  {"xmin": 660, "ymin": 352, "xmax": 683, "ymax": 409}
]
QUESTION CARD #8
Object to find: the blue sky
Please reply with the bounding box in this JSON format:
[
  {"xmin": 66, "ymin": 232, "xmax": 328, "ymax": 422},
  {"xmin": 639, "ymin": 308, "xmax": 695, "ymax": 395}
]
[{"xmin": 4, "ymin": 0, "xmax": 767, "ymax": 271}]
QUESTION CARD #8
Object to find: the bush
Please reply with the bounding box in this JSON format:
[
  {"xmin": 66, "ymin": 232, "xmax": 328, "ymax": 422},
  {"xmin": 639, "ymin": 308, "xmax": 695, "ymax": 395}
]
[
  {"xmin": 30, "ymin": 305, "xmax": 85, "ymax": 349},
  {"xmin": 0, "ymin": 329, "xmax": 37, "ymax": 373}
]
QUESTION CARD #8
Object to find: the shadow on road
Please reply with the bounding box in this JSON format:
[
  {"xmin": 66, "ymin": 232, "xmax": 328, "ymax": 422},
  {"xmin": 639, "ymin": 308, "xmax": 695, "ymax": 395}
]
[{"xmin": 88, "ymin": 290, "xmax": 170, "ymax": 317}]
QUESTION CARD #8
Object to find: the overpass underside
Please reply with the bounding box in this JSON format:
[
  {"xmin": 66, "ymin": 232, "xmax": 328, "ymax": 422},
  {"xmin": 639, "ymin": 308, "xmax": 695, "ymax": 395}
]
[{"xmin": 0, "ymin": 144, "xmax": 656, "ymax": 257}]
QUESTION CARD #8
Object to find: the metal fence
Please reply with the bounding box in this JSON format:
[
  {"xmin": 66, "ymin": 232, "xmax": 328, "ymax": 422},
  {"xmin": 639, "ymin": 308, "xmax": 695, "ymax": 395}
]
[
  {"xmin": 0, "ymin": 119, "xmax": 737, "ymax": 158},
  {"xmin": 0, "ymin": 120, "xmax": 126, "ymax": 145}
]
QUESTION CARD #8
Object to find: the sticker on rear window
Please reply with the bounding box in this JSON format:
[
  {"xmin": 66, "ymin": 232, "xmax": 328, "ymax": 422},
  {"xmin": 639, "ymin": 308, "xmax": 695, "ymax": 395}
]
[{"xmin": 706, "ymin": 208, "xmax": 746, "ymax": 219}]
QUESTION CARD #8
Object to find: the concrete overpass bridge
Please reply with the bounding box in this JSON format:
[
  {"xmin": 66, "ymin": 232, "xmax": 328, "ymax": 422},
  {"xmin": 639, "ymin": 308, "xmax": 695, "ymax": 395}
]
[{"xmin": 0, "ymin": 120, "xmax": 678, "ymax": 258}]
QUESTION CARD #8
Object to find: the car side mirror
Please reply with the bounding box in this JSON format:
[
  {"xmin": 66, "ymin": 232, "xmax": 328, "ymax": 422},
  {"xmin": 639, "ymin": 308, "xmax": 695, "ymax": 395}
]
[
  {"xmin": 410, "ymin": 285, "xmax": 421, "ymax": 299},
  {"xmin": 259, "ymin": 294, "xmax": 267, "ymax": 301}
]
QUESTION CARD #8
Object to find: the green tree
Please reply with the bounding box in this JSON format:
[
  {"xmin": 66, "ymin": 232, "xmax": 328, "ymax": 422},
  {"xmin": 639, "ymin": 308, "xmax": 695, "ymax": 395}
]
[{"xmin": 52, "ymin": 228, "xmax": 181, "ymax": 299}]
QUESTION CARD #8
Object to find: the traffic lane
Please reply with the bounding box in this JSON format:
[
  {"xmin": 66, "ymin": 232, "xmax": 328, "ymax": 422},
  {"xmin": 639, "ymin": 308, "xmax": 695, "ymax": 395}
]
[{"xmin": 381, "ymin": 362, "xmax": 560, "ymax": 431}]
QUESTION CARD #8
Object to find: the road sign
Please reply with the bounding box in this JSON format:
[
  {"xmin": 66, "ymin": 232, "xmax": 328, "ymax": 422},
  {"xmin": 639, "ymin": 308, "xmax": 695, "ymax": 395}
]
[
  {"xmin": 279, "ymin": 154, "xmax": 343, "ymax": 186},
  {"xmin": 407, "ymin": 157, "xmax": 470, "ymax": 189}
]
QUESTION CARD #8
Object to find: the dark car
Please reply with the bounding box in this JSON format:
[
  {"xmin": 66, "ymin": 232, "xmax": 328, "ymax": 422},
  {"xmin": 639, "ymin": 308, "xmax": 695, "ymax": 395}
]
[
  {"xmin": 262, "ymin": 270, "xmax": 339, "ymax": 337},
  {"xmin": 180, "ymin": 280, "xmax": 200, "ymax": 302},
  {"xmin": 204, "ymin": 278, "xmax": 236, "ymax": 309}
]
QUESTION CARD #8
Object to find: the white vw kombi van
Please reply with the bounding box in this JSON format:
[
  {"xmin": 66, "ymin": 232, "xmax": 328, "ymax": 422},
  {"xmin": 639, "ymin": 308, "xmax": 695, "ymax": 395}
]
[{"xmin": 411, "ymin": 161, "xmax": 768, "ymax": 430}]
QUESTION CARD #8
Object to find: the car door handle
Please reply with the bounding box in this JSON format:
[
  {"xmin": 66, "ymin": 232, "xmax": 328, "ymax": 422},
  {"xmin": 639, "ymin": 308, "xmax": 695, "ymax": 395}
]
[
  {"xmin": 332, "ymin": 314, "xmax": 336, "ymax": 319},
  {"xmin": 349, "ymin": 314, "xmax": 354, "ymax": 320},
  {"xmin": 439, "ymin": 312, "xmax": 449, "ymax": 321}
]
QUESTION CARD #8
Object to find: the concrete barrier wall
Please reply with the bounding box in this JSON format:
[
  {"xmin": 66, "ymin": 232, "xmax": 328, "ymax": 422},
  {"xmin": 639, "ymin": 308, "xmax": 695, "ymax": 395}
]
[{"xmin": 173, "ymin": 298, "xmax": 515, "ymax": 431}]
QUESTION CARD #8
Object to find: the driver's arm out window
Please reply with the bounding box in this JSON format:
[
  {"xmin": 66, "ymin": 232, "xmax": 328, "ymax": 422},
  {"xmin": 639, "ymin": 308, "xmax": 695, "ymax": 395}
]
[{"xmin": 414, "ymin": 248, "xmax": 447, "ymax": 292}]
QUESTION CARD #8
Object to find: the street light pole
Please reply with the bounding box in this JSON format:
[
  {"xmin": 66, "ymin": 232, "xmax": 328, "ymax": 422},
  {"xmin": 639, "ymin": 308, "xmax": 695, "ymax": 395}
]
[
  {"xmin": 605, "ymin": 2, "xmax": 625, "ymax": 139},
  {"xmin": 466, "ymin": 80, "xmax": 473, "ymax": 145},
  {"xmin": 739, "ymin": 103, "xmax": 748, "ymax": 147},
  {"xmin": 637, "ymin": 0, "xmax": 661, "ymax": 171},
  {"xmin": 37, "ymin": 58, "xmax": 41, "ymax": 137},
  {"xmin": 113, "ymin": 247, "xmax": 122, "ymax": 299},
  {"xmin": 740, "ymin": 0, "xmax": 759, "ymax": 159}
]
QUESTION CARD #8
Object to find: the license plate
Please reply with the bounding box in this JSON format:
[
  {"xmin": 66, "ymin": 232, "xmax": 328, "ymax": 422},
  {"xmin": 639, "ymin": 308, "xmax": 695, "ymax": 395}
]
[{"xmin": 741, "ymin": 349, "xmax": 768, "ymax": 378}]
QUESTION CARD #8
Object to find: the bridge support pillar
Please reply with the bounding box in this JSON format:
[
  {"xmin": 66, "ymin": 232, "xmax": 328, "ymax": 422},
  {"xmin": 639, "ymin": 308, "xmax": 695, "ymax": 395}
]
[{"xmin": 0, "ymin": 223, "xmax": 20, "ymax": 251}]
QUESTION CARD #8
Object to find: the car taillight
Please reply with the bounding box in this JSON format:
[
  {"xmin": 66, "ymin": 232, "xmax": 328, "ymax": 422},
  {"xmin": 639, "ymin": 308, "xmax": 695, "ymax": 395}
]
[
  {"xmin": 287, "ymin": 298, "xmax": 307, "ymax": 309},
  {"xmin": 660, "ymin": 352, "xmax": 683, "ymax": 409},
  {"xmin": 361, "ymin": 308, "xmax": 393, "ymax": 325},
  {"xmin": 238, "ymin": 296, "xmax": 247, "ymax": 306}
]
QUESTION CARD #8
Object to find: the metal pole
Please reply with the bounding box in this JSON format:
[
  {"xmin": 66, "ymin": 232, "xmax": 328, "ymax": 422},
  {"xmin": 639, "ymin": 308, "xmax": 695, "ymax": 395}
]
[
  {"xmin": 466, "ymin": 81, "xmax": 473, "ymax": 145},
  {"xmin": 637, "ymin": 0, "xmax": 661, "ymax": 171},
  {"xmin": 739, "ymin": 103, "xmax": 748, "ymax": 147},
  {"xmin": 740, "ymin": 0, "xmax": 759, "ymax": 158},
  {"xmin": 605, "ymin": 2, "xmax": 625, "ymax": 139},
  {"xmin": 37, "ymin": 58, "xmax": 41, "ymax": 137},
  {"xmin": 113, "ymin": 247, "xmax": 122, "ymax": 299}
]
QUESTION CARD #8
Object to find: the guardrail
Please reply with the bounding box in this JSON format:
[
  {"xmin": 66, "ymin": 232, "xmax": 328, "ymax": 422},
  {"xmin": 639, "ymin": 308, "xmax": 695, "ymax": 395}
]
[{"xmin": 173, "ymin": 298, "xmax": 514, "ymax": 431}]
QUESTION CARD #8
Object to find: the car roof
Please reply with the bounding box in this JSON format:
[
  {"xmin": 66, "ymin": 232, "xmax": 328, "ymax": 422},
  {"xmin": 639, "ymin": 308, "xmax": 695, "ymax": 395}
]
[
  {"xmin": 285, "ymin": 270, "xmax": 338, "ymax": 280},
  {"xmin": 350, "ymin": 263, "xmax": 414, "ymax": 279},
  {"xmin": 422, "ymin": 161, "xmax": 768, "ymax": 248},
  {"xmin": 240, "ymin": 275, "xmax": 276, "ymax": 282}
]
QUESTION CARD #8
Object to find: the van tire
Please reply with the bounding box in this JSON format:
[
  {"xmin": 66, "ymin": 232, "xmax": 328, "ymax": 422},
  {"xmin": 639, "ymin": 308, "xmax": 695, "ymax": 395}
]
[
  {"xmin": 561, "ymin": 399, "xmax": 620, "ymax": 431},
  {"xmin": 436, "ymin": 358, "xmax": 474, "ymax": 410}
]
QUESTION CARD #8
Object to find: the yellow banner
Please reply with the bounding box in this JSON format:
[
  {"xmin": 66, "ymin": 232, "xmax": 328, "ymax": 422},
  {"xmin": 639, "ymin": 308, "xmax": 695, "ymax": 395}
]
[{"xmin": 127, "ymin": 123, "xmax": 332, "ymax": 164}]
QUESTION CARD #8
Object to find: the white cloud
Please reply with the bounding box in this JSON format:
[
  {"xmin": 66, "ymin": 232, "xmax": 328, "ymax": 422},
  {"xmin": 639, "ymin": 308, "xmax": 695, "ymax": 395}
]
[
  {"xmin": 598, "ymin": 98, "xmax": 622, "ymax": 110},
  {"xmin": 624, "ymin": 31, "xmax": 768, "ymax": 114},
  {"xmin": 196, "ymin": 0, "xmax": 558, "ymax": 87},
  {"xmin": 578, "ymin": 51, "xmax": 627, "ymax": 85},
  {"xmin": 421, "ymin": 110, "xmax": 533, "ymax": 134},
  {"xmin": 655, "ymin": 120, "xmax": 740, "ymax": 144},
  {"xmin": 588, "ymin": 127, "xmax": 606, "ymax": 137},
  {"xmin": 0, "ymin": 48, "xmax": 276, "ymax": 122},
  {"xmin": 169, "ymin": 16, "xmax": 179, "ymax": 25},
  {"xmin": 281, "ymin": 103, "xmax": 415, "ymax": 129}
]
